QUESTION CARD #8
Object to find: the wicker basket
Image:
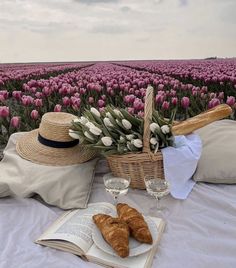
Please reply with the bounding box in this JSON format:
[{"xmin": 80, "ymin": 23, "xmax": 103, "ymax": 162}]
[{"xmin": 106, "ymin": 86, "xmax": 165, "ymax": 189}]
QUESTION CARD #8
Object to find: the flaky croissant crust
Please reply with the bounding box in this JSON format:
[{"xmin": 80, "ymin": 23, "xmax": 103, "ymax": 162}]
[
  {"xmin": 117, "ymin": 203, "xmax": 153, "ymax": 244},
  {"xmin": 93, "ymin": 213, "xmax": 130, "ymax": 258}
]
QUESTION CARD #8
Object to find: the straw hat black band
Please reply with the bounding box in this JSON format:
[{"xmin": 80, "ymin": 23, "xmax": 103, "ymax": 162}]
[
  {"xmin": 16, "ymin": 112, "xmax": 96, "ymax": 166},
  {"xmin": 38, "ymin": 133, "xmax": 79, "ymax": 148}
]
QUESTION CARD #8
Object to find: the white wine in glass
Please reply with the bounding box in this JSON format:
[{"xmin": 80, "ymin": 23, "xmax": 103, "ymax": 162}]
[
  {"xmin": 103, "ymin": 173, "xmax": 131, "ymax": 205},
  {"xmin": 144, "ymin": 175, "xmax": 170, "ymax": 218}
]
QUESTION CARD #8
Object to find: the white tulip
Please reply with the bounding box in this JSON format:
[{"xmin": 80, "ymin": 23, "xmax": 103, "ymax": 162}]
[
  {"xmin": 126, "ymin": 134, "xmax": 135, "ymax": 140},
  {"xmin": 150, "ymin": 137, "xmax": 158, "ymax": 145},
  {"xmin": 122, "ymin": 119, "xmax": 132, "ymax": 130},
  {"xmin": 85, "ymin": 121, "xmax": 96, "ymax": 128},
  {"xmin": 90, "ymin": 107, "xmax": 101, "ymax": 117},
  {"xmin": 103, "ymin": 117, "xmax": 113, "ymax": 127},
  {"xmin": 73, "ymin": 118, "xmax": 80, "ymax": 123},
  {"xmin": 75, "ymin": 116, "xmax": 88, "ymax": 125},
  {"xmin": 119, "ymin": 136, "xmax": 125, "ymax": 142},
  {"xmin": 132, "ymin": 139, "xmax": 143, "ymax": 148},
  {"xmin": 84, "ymin": 131, "xmax": 94, "ymax": 140},
  {"xmin": 105, "ymin": 112, "xmax": 113, "ymax": 120},
  {"xmin": 154, "ymin": 142, "xmax": 159, "ymax": 153},
  {"xmin": 89, "ymin": 126, "xmax": 102, "ymax": 136},
  {"xmin": 68, "ymin": 129, "xmax": 80, "ymax": 140},
  {"xmin": 161, "ymin": 125, "xmax": 170, "ymax": 134},
  {"xmin": 114, "ymin": 109, "xmax": 122, "ymax": 117},
  {"xmin": 150, "ymin": 122, "xmax": 160, "ymax": 133},
  {"xmin": 127, "ymin": 142, "xmax": 132, "ymax": 150},
  {"xmin": 101, "ymin": 136, "xmax": 113, "ymax": 146}
]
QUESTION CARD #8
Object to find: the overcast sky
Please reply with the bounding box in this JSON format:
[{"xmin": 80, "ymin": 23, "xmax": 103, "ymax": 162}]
[{"xmin": 0, "ymin": 0, "xmax": 235, "ymax": 63}]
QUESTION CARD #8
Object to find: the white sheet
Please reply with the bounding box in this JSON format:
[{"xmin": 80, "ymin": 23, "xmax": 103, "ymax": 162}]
[{"xmin": 1, "ymin": 171, "xmax": 236, "ymax": 268}]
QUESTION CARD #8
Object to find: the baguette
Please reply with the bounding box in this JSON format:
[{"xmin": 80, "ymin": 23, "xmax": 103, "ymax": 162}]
[{"xmin": 172, "ymin": 104, "xmax": 232, "ymax": 136}]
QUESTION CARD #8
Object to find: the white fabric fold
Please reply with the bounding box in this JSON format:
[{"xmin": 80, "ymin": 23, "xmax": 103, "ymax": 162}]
[{"xmin": 161, "ymin": 134, "xmax": 202, "ymax": 199}]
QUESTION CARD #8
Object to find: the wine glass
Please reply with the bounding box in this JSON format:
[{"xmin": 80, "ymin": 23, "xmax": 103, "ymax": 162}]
[
  {"xmin": 103, "ymin": 173, "xmax": 131, "ymax": 205},
  {"xmin": 144, "ymin": 175, "xmax": 170, "ymax": 218}
]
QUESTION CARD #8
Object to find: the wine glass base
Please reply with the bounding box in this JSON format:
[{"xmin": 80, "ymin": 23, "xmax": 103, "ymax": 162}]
[{"xmin": 148, "ymin": 206, "xmax": 170, "ymax": 219}]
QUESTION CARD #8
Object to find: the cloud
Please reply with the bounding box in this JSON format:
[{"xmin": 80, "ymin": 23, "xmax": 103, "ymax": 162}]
[
  {"xmin": 179, "ymin": 0, "xmax": 188, "ymax": 7},
  {"xmin": 120, "ymin": 6, "xmax": 131, "ymax": 12},
  {"xmin": 0, "ymin": 0, "xmax": 235, "ymax": 62},
  {"xmin": 90, "ymin": 23, "xmax": 131, "ymax": 34},
  {"xmin": 73, "ymin": 0, "xmax": 119, "ymax": 4}
]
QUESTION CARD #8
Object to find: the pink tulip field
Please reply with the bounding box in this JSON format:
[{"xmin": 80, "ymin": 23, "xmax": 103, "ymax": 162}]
[{"xmin": 0, "ymin": 59, "xmax": 236, "ymax": 144}]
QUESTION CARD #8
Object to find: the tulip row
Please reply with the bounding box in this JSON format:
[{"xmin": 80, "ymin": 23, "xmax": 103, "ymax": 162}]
[
  {"xmin": 0, "ymin": 61, "xmax": 235, "ymax": 145},
  {"xmin": 115, "ymin": 59, "xmax": 236, "ymax": 96},
  {"xmin": 0, "ymin": 62, "xmax": 93, "ymax": 92}
]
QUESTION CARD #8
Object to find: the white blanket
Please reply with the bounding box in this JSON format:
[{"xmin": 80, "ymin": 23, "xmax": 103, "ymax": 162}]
[{"xmin": 1, "ymin": 171, "xmax": 236, "ymax": 268}]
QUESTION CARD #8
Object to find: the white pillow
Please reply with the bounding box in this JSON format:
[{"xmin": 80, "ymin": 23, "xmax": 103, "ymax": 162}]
[
  {"xmin": 193, "ymin": 120, "xmax": 236, "ymax": 184},
  {"xmin": 0, "ymin": 132, "xmax": 98, "ymax": 209}
]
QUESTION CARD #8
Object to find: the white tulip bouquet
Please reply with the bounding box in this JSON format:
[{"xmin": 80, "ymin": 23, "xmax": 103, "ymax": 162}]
[{"xmin": 69, "ymin": 106, "xmax": 176, "ymax": 156}]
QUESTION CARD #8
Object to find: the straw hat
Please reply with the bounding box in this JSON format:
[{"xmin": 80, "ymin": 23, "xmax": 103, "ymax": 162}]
[{"xmin": 16, "ymin": 112, "xmax": 96, "ymax": 166}]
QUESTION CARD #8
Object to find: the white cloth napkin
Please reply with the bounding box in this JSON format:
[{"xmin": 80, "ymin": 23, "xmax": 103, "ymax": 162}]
[{"xmin": 161, "ymin": 134, "xmax": 202, "ymax": 199}]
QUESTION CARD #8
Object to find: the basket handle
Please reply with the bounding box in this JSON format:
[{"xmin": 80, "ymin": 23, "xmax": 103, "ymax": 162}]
[{"xmin": 142, "ymin": 85, "xmax": 153, "ymax": 153}]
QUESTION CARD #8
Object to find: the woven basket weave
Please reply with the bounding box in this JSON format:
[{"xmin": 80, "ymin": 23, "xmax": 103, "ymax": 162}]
[{"xmin": 106, "ymin": 86, "xmax": 165, "ymax": 189}]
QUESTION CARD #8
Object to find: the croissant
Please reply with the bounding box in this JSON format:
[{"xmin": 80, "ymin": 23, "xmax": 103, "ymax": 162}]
[
  {"xmin": 117, "ymin": 203, "xmax": 153, "ymax": 244},
  {"xmin": 93, "ymin": 214, "xmax": 130, "ymax": 258}
]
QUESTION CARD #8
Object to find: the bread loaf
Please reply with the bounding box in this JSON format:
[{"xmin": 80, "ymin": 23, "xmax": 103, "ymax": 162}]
[{"xmin": 172, "ymin": 104, "xmax": 232, "ymax": 136}]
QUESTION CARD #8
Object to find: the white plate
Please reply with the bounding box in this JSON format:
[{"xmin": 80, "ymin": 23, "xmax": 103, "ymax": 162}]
[{"xmin": 92, "ymin": 217, "xmax": 158, "ymax": 257}]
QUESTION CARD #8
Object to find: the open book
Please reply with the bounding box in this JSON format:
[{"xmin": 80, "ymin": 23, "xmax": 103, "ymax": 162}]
[{"xmin": 36, "ymin": 202, "xmax": 165, "ymax": 268}]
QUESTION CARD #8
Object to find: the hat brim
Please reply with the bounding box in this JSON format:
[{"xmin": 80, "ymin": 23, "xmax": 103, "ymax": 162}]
[{"xmin": 16, "ymin": 129, "xmax": 97, "ymax": 166}]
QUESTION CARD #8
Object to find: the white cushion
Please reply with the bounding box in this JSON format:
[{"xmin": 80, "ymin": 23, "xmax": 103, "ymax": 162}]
[
  {"xmin": 0, "ymin": 132, "xmax": 98, "ymax": 209},
  {"xmin": 193, "ymin": 120, "xmax": 236, "ymax": 184}
]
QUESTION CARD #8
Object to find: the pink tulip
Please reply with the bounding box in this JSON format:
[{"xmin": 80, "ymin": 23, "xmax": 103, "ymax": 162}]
[
  {"xmin": 95, "ymin": 85, "xmax": 102, "ymax": 92},
  {"xmin": 80, "ymin": 88, "xmax": 86, "ymax": 94},
  {"xmin": 30, "ymin": 110, "xmax": 39, "ymax": 120},
  {"xmin": 137, "ymin": 111, "xmax": 144, "ymax": 117},
  {"xmin": 181, "ymin": 97, "xmax": 190, "ymax": 109},
  {"xmin": 34, "ymin": 98, "xmax": 43, "ymax": 107},
  {"xmin": 171, "ymin": 97, "xmax": 178, "ymax": 106},
  {"xmin": 133, "ymin": 98, "xmax": 144, "ymax": 111},
  {"xmin": 209, "ymin": 93, "xmax": 216, "ymax": 99},
  {"xmin": 62, "ymin": 96, "xmax": 71, "ymax": 106},
  {"xmin": 12, "ymin": 91, "xmax": 22, "ymax": 100},
  {"xmin": 208, "ymin": 98, "xmax": 220, "ymax": 109},
  {"xmin": 70, "ymin": 97, "xmax": 81, "ymax": 108},
  {"xmin": 155, "ymin": 94, "xmax": 164, "ymax": 104},
  {"xmin": 0, "ymin": 106, "xmax": 10, "ymax": 118},
  {"xmin": 127, "ymin": 107, "xmax": 134, "ymax": 114},
  {"xmin": 162, "ymin": 101, "xmax": 170, "ymax": 110},
  {"xmin": 98, "ymin": 99, "xmax": 105, "ymax": 108},
  {"xmin": 54, "ymin": 104, "xmax": 62, "ymax": 112},
  {"xmin": 42, "ymin": 86, "xmax": 51, "ymax": 96},
  {"xmin": 88, "ymin": 97, "xmax": 94, "ymax": 104},
  {"xmin": 218, "ymin": 92, "xmax": 224, "ymax": 100},
  {"xmin": 35, "ymin": 92, "xmax": 43, "ymax": 98},
  {"xmin": 10, "ymin": 116, "xmax": 20, "ymax": 128},
  {"xmin": 0, "ymin": 95, "xmax": 5, "ymax": 102},
  {"xmin": 99, "ymin": 107, "xmax": 105, "ymax": 113},
  {"xmin": 21, "ymin": 95, "xmax": 34, "ymax": 106},
  {"xmin": 0, "ymin": 90, "xmax": 9, "ymax": 99},
  {"xmin": 226, "ymin": 96, "xmax": 235, "ymax": 107}
]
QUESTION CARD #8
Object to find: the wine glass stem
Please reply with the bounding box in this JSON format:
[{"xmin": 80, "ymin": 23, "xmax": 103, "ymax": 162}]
[
  {"xmin": 114, "ymin": 196, "xmax": 118, "ymax": 205},
  {"xmin": 156, "ymin": 197, "xmax": 161, "ymax": 212}
]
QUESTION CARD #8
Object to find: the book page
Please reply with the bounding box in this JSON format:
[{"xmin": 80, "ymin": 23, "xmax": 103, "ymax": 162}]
[
  {"xmin": 36, "ymin": 202, "xmax": 115, "ymax": 254},
  {"xmin": 86, "ymin": 217, "xmax": 165, "ymax": 268}
]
